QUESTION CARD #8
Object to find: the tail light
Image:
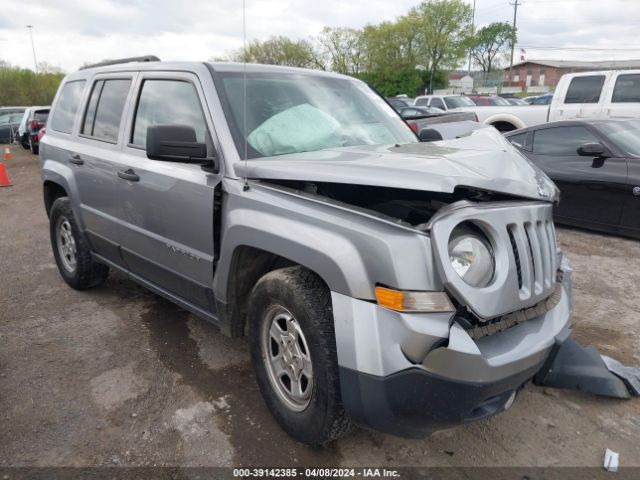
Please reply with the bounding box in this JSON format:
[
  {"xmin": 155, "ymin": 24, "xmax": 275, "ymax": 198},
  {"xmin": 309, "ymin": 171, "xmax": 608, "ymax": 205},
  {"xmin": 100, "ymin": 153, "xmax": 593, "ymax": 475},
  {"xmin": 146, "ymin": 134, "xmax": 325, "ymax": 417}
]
[
  {"xmin": 409, "ymin": 122, "xmax": 418, "ymax": 133},
  {"xmin": 31, "ymin": 120, "xmax": 44, "ymax": 128}
]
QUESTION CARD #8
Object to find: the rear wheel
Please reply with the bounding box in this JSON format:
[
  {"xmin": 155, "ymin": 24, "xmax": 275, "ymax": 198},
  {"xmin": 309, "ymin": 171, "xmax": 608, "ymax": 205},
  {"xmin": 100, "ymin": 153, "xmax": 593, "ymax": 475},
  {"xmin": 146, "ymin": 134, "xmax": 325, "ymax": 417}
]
[
  {"xmin": 20, "ymin": 134, "xmax": 29, "ymax": 150},
  {"xmin": 50, "ymin": 197, "xmax": 109, "ymax": 289},
  {"xmin": 248, "ymin": 266, "xmax": 351, "ymax": 446}
]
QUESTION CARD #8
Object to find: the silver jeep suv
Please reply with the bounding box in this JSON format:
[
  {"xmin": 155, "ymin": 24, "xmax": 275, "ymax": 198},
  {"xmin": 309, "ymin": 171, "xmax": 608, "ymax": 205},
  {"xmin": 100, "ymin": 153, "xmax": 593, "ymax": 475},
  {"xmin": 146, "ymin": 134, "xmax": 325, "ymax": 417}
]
[{"xmin": 41, "ymin": 57, "xmax": 573, "ymax": 445}]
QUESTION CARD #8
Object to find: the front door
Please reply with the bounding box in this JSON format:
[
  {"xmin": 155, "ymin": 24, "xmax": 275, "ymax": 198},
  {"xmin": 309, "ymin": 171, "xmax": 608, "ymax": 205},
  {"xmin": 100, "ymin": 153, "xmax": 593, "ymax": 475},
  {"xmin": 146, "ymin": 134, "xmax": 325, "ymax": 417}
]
[
  {"xmin": 529, "ymin": 125, "xmax": 628, "ymax": 227},
  {"xmin": 112, "ymin": 72, "xmax": 222, "ymax": 313}
]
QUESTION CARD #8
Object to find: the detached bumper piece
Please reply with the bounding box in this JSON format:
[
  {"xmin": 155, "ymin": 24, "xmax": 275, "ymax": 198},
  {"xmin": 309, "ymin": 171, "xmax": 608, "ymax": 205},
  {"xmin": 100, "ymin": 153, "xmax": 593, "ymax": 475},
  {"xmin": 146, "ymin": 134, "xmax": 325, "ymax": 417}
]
[
  {"xmin": 534, "ymin": 337, "xmax": 633, "ymax": 399},
  {"xmin": 601, "ymin": 355, "xmax": 640, "ymax": 396}
]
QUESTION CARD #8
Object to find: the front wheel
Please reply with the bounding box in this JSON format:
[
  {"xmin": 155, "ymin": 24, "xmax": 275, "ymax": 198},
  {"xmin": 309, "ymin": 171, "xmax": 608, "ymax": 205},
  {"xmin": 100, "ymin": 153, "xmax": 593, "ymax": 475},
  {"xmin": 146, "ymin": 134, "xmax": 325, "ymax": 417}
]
[
  {"xmin": 248, "ymin": 266, "xmax": 351, "ymax": 446},
  {"xmin": 50, "ymin": 197, "xmax": 109, "ymax": 289}
]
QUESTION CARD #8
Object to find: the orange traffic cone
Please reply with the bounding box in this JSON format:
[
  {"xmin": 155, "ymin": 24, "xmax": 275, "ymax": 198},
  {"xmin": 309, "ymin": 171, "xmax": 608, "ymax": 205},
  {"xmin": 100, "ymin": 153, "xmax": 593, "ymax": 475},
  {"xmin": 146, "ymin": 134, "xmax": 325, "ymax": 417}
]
[
  {"xmin": 0, "ymin": 162, "xmax": 12, "ymax": 187},
  {"xmin": 3, "ymin": 146, "xmax": 13, "ymax": 161}
]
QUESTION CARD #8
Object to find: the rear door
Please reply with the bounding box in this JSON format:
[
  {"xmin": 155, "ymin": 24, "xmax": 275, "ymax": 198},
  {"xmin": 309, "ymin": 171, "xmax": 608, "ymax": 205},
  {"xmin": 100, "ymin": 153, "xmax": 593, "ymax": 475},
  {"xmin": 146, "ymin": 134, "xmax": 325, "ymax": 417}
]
[
  {"xmin": 71, "ymin": 74, "xmax": 136, "ymax": 267},
  {"xmin": 112, "ymin": 71, "xmax": 222, "ymax": 313},
  {"xmin": 606, "ymin": 72, "xmax": 640, "ymax": 118},
  {"xmin": 528, "ymin": 125, "xmax": 627, "ymax": 227},
  {"xmin": 552, "ymin": 74, "xmax": 607, "ymax": 121}
]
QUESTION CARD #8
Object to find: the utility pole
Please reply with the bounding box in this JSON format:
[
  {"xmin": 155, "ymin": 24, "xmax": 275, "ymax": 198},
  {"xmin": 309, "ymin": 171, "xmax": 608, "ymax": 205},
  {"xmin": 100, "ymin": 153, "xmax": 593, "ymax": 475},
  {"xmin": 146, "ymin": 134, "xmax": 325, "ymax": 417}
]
[
  {"xmin": 508, "ymin": 0, "xmax": 521, "ymax": 86},
  {"xmin": 26, "ymin": 25, "xmax": 38, "ymax": 73},
  {"xmin": 467, "ymin": 0, "xmax": 476, "ymax": 76}
]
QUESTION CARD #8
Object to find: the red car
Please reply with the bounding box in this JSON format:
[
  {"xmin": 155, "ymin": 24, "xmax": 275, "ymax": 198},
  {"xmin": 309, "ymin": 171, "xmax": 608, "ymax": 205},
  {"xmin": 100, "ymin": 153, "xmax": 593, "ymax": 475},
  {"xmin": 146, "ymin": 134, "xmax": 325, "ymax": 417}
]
[
  {"xmin": 37, "ymin": 127, "xmax": 46, "ymax": 145},
  {"xmin": 467, "ymin": 95, "xmax": 512, "ymax": 107}
]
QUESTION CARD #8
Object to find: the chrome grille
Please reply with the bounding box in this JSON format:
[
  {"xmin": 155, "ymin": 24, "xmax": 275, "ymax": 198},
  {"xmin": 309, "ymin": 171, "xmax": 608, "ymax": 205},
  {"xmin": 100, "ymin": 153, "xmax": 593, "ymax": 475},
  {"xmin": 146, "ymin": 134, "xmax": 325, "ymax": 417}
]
[{"xmin": 429, "ymin": 201, "xmax": 558, "ymax": 320}]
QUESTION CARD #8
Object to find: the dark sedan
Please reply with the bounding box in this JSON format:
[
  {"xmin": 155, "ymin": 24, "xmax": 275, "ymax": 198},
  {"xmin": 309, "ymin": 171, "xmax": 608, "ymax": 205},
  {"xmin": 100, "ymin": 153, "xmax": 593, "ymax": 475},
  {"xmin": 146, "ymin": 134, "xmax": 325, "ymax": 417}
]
[
  {"xmin": 0, "ymin": 108, "xmax": 25, "ymax": 143},
  {"xmin": 505, "ymin": 119, "xmax": 640, "ymax": 238}
]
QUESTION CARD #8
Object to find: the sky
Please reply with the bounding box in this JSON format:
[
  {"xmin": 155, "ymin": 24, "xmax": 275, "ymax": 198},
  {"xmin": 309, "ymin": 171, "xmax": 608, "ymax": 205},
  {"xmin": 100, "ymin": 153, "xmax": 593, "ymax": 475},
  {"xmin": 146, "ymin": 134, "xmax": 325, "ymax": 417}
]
[{"xmin": 0, "ymin": 0, "xmax": 639, "ymax": 72}]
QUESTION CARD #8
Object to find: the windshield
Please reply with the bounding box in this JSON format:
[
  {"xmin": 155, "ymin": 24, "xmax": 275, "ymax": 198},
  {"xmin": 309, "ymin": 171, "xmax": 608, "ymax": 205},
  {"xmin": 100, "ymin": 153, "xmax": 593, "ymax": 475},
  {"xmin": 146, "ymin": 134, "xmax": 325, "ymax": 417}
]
[
  {"xmin": 598, "ymin": 120, "xmax": 640, "ymax": 156},
  {"xmin": 216, "ymin": 71, "xmax": 417, "ymax": 159},
  {"xmin": 444, "ymin": 96, "xmax": 476, "ymax": 109}
]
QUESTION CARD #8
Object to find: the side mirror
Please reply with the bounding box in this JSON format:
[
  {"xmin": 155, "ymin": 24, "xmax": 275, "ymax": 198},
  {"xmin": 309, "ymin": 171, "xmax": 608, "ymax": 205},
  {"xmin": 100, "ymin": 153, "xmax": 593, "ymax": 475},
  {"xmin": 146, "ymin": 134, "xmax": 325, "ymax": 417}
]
[
  {"xmin": 146, "ymin": 124, "xmax": 207, "ymax": 162},
  {"xmin": 577, "ymin": 142, "xmax": 607, "ymax": 157},
  {"xmin": 419, "ymin": 128, "xmax": 443, "ymax": 142}
]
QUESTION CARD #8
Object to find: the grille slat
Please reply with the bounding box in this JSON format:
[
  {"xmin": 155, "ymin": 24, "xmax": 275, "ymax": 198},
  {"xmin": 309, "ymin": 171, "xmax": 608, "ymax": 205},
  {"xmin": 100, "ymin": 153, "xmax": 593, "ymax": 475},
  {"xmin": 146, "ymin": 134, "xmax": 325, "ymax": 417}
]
[{"xmin": 507, "ymin": 218, "xmax": 557, "ymax": 301}]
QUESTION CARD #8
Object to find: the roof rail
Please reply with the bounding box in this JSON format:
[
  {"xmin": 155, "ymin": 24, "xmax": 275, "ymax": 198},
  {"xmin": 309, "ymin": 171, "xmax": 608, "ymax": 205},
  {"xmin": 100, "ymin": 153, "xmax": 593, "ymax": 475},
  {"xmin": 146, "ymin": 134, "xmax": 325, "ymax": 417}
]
[{"xmin": 80, "ymin": 55, "xmax": 161, "ymax": 70}]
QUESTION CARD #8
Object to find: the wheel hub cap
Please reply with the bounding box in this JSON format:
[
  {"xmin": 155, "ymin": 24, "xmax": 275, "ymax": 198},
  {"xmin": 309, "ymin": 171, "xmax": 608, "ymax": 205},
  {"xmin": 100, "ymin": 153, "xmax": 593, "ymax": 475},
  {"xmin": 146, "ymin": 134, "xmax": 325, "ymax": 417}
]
[
  {"xmin": 56, "ymin": 217, "xmax": 77, "ymax": 272},
  {"xmin": 261, "ymin": 306, "xmax": 313, "ymax": 412}
]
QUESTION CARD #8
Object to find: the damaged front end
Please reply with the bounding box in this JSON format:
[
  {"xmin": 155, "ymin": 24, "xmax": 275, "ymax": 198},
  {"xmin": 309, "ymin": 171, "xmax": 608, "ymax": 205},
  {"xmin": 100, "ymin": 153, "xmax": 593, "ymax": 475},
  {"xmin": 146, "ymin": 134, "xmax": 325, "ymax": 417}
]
[{"xmin": 237, "ymin": 132, "xmax": 635, "ymax": 438}]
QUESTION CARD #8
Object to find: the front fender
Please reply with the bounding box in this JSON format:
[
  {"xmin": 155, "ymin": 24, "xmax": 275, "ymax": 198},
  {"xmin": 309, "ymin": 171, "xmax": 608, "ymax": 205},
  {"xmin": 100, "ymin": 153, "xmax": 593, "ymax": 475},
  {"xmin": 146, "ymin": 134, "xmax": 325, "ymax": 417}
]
[{"xmin": 213, "ymin": 180, "xmax": 443, "ymax": 301}]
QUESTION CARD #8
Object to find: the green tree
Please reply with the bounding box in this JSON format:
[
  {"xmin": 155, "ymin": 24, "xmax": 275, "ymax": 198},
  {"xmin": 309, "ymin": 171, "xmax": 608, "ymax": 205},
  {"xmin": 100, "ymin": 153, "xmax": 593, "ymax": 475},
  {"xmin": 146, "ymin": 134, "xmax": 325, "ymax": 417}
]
[
  {"xmin": 470, "ymin": 22, "xmax": 516, "ymax": 74},
  {"xmin": 410, "ymin": 0, "xmax": 473, "ymax": 93},
  {"xmin": 232, "ymin": 36, "xmax": 324, "ymax": 69},
  {"xmin": 356, "ymin": 18, "xmax": 425, "ymax": 96},
  {"xmin": 0, "ymin": 62, "xmax": 65, "ymax": 106},
  {"xmin": 317, "ymin": 27, "xmax": 363, "ymax": 75}
]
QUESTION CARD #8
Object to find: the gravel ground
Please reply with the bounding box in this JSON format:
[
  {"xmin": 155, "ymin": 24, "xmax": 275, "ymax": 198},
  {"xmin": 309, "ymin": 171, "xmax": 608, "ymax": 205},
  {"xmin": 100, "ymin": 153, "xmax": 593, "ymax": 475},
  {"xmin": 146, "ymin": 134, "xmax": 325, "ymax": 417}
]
[{"xmin": 1, "ymin": 146, "xmax": 639, "ymax": 469}]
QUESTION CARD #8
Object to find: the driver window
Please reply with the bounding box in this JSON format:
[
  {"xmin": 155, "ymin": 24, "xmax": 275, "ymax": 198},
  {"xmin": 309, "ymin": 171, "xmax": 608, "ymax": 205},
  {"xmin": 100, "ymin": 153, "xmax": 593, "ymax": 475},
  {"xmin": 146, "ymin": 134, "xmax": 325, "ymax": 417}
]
[{"xmin": 132, "ymin": 79, "xmax": 207, "ymax": 147}]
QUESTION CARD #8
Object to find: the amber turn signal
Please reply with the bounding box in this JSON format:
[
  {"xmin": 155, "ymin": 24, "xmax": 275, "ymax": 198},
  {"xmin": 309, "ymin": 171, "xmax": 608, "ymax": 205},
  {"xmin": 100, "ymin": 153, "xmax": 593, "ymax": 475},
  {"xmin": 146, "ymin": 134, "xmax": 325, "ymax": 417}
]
[{"xmin": 375, "ymin": 287, "xmax": 455, "ymax": 313}]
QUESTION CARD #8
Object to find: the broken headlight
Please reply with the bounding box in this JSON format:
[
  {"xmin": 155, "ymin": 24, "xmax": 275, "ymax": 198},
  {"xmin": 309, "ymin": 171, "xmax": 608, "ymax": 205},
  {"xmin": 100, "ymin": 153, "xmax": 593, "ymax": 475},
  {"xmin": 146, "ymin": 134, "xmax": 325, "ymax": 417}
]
[{"xmin": 448, "ymin": 223, "xmax": 494, "ymax": 288}]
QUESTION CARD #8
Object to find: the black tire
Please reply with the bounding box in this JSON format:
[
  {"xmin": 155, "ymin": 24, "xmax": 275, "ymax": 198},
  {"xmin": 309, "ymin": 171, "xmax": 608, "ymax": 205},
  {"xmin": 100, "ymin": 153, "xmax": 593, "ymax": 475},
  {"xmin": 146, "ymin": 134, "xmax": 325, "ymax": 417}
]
[
  {"xmin": 248, "ymin": 266, "xmax": 351, "ymax": 446},
  {"xmin": 31, "ymin": 142, "xmax": 39, "ymax": 155},
  {"xmin": 20, "ymin": 134, "xmax": 29, "ymax": 150},
  {"xmin": 49, "ymin": 197, "xmax": 109, "ymax": 290}
]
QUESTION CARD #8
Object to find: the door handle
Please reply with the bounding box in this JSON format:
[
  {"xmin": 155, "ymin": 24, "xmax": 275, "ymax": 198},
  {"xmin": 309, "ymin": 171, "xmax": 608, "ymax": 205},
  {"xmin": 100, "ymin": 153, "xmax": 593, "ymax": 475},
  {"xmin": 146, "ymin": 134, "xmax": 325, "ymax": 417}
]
[
  {"xmin": 117, "ymin": 168, "xmax": 140, "ymax": 182},
  {"xmin": 633, "ymin": 186, "xmax": 640, "ymax": 197},
  {"xmin": 69, "ymin": 154, "xmax": 84, "ymax": 165}
]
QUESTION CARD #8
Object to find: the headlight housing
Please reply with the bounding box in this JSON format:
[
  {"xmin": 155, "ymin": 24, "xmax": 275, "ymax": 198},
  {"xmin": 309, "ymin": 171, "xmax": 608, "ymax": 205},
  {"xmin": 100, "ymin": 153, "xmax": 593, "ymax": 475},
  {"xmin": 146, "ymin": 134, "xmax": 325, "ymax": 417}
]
[{"xmin": 448, "ymin": 223, "xmax": 495, "ymax": 288}]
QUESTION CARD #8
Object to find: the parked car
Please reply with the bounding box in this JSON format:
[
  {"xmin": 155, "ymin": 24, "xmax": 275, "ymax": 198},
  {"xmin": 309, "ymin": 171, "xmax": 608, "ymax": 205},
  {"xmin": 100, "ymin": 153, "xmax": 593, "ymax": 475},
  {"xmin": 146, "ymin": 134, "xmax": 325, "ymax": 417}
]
[
  {"xmin": 467, "ymin": 95, "xmax": 513, "ymax": 107},
  {"xmin": 41, "ymin": 57, "xmax": 573, "ymax": 446},
  {"xmin": 505, "ymin": 118, "xmax": 640, "ymax": 238},
  {"xmin": 398, "ymin": 105, "xmax": 444, "ymax": 117},
  {"xmin": 18, "ymin": 106, "xmax": 50, "ymax": 153},
  {"xmin": 417, "ymin": 70, "xmax": 640, "ymax": 132},
  {"xmin": 37, "ymin": 127, "xmax": 46, "ymax": 144},
  {"xmin": 414, "ymin": 93, "xmax": 476, "ymax": 110},
  {"xmin": 386, "ymin": 97, "xmax": 411, "ymax": 111},
  {"xmin": 529, "ymin": 93, "xmax": 553, "ymax": 105},
  {"xmin": 0, "ymin": 110, "xmax": 25, "ymax": 143},
  {"xmin": 414, "ymin": 93, "xmax": 546, "ymax": 131}
]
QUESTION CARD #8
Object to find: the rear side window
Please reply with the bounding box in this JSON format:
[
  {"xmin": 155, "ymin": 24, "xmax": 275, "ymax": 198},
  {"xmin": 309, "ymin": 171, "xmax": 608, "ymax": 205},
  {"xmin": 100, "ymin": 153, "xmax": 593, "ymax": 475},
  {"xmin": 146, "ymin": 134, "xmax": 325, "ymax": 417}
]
[
  {"xmin": 131, "ymin": 79, "xmax": 207, "ymax": 147},
  {"xmin": 50, "ymin": 80, "xmax": 86, "ymax": 133},
  {"xmin": 564, "ymin": 76, "xmax": 605, "ymax": 104},
  {"xmin": 532, "ymin": 126, "xmax": 598, "ymax": 155},
  {"xmin": 430, "ymin": 98, "xmax": 445, "ymax": 109},
  {"xmin": 415, "ymin": 98, "xmax": 430, "ymax": 107},
  {"xmin": 34, "ymin": 111, "xmax": 49, "ymax": 122},
  {"xmin": 82, "ymin": 79, "xmax": 131, "ymax": 142},
  {"xmin": 612, "ymin": 74, "xmax": 640, "ymax": 103}
]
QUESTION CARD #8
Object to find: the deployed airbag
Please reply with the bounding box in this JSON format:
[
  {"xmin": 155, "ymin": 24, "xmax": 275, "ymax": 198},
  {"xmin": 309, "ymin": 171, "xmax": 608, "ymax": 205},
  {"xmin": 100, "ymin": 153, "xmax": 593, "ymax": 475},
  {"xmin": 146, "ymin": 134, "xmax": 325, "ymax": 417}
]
[{"xmin": 248, "ymin": 103, "xmax": 342, "ymax": 156}]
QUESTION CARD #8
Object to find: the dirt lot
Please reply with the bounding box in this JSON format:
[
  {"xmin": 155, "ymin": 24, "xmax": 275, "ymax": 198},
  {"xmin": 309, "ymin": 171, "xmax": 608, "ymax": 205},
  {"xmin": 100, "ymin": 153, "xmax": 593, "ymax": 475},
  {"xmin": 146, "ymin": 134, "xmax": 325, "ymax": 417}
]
[{"xmin": 1, "ymin": 146, "xmax": 640, "ymax": 470}]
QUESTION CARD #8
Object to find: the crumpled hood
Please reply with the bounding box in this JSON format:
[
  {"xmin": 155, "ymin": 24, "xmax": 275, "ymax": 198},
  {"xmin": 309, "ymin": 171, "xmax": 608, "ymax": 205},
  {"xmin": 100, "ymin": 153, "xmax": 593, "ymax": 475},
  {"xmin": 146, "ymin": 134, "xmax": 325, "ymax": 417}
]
[{"xmin": 234, "ymin": 127, "xmax": 558, "ymax": 202}]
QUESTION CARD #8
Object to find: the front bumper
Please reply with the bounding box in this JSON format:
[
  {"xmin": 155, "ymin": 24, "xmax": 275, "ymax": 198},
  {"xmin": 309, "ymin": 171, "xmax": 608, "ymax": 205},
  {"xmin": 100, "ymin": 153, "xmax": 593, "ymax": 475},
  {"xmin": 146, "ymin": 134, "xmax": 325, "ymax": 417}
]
[{"xmin": 332, "ymin": 256, "xmax": 573, "ymax": 437}]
